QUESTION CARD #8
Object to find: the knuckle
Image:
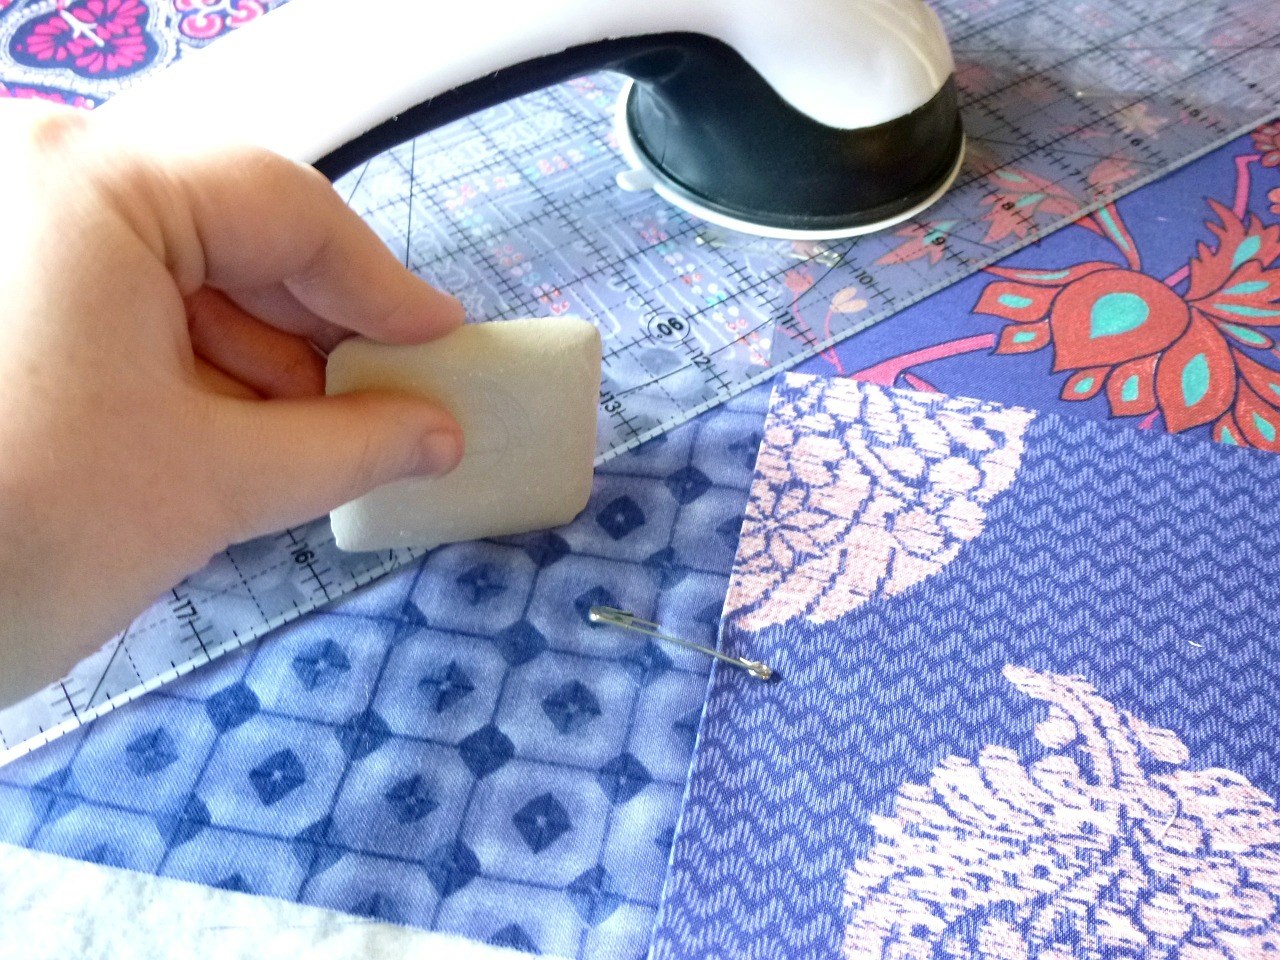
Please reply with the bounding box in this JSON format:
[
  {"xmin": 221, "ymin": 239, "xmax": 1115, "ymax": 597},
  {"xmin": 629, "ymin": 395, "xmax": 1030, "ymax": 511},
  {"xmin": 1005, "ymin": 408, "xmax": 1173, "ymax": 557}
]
[
  {"xmin": 296, "ymin": 230, "xmax": 337, "ymax": 287},
  {"xmin": 21, "ymin": 104, "xmax": 90, "ymax": 154},
  {"xmin": 186, "ymin": 396, "xmax": 259, "ymax": 548},
  {"xmin": 274, "ymin": 348, "xmax": 324, "ymax": 396},
  {"xmin": 0, "ymin": 105, "xmax": 91, "ymax": 202},
  {"xmin": 346, "ymin": 396, "xmax": 421, "ymax": 495},
  {"xmin": 375, "ymin": 284, "xmax": 418, "ymax": 342},
  {"xmin": 253, "ymin": 146, "xmax": 334, "ymax": 203},
  {"xmin": 348, "ymin": 409, "xmax": 395, "ymax": 496}
]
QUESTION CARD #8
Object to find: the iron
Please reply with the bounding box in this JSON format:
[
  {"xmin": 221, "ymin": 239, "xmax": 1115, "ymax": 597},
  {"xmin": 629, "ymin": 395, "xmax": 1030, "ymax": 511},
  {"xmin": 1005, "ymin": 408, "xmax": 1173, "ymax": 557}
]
[{"xmin": 104, "ymin": 0, "xmax": 963, "ymax": 240}]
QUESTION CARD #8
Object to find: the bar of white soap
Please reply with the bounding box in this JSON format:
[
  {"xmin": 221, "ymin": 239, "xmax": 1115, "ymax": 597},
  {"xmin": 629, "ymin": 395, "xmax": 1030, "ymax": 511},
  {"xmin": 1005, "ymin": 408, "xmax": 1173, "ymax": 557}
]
[{"xmin": 326, "ymin": 317, "xmax": 602, "ymax": 552}]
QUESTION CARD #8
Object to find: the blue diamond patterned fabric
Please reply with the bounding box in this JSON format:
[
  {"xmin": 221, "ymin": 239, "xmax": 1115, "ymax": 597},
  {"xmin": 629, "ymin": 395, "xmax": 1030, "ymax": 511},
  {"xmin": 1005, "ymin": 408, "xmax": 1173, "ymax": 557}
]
[
  {"xmin": 651, "ymin": 374, "xmax": 1280, "ymax": 959},
  {"xmin": 0, "ymin": 389, "xmax": 766, "ymax": 960}
]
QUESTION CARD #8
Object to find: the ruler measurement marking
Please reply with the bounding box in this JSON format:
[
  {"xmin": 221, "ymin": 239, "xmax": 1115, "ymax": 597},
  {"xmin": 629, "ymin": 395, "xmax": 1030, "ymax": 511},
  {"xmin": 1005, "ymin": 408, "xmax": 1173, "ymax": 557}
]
[
  {"xmin": 169, "ymin": 587, "xmax": 212, "ymax": 663},
  {"xmin": 403, "ymin": 137, "xmax": 417, "ymax": 269},
  {"xmin": 952, "ymin": 0, "xmax": 1204, "ymax": 114},
  {"xmin": 0, "ymin": 539, "xmax": 405, "ymax": 764},
  {"xmin": 81, "ymin": 624, "xmax": 134, "ymax": 711},
  {"xmin": 225, "ymin": 547, "xmax": 271, "ymax": 625},
  {"xmin": 58, "ymin": 683, "xmax": 79, "ymax": 723},
  {"xmin": 284, "ymin": 528, "xmax": 335, "ymax": 603},
  {"xmin": 476, "ymin": 108, "xmax": 696, "ymax": 332}
]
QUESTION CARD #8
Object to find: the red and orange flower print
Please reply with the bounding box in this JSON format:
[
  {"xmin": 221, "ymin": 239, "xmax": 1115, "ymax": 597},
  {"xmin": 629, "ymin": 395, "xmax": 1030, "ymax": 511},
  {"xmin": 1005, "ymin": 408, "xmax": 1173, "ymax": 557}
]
[{"xmin": 977, "ymin": 201, "xmax": 1280, "ymax": 449}]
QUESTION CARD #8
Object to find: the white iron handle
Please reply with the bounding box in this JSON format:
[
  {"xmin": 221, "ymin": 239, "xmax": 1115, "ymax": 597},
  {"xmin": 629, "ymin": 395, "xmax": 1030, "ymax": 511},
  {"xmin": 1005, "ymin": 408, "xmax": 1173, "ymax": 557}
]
[{"xmin": 101, "ymin": 0, "xmax": 954, "ymax": 166}]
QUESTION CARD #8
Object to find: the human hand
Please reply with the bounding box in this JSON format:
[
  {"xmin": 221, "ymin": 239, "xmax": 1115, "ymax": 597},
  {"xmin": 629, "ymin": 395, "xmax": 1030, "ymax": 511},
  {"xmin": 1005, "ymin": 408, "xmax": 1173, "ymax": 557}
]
[{"xmin": 0, "ymin": 101, "xmax": 464, "ymax": 707}]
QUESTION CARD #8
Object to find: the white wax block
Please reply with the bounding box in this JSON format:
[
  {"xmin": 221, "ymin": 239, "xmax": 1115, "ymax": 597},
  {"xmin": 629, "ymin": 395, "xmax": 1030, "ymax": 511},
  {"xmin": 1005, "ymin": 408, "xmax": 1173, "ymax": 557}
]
[{"xmin": 326, "ymin": 317, "xmax": 601, "ymax": 551}]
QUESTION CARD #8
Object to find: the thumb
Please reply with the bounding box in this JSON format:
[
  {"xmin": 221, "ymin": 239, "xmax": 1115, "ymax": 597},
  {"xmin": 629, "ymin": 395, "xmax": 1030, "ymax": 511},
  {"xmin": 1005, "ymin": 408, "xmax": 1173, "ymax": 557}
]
[{"xmin": 206, "ymin": 391, "xmax": 463, "ymax": 544}]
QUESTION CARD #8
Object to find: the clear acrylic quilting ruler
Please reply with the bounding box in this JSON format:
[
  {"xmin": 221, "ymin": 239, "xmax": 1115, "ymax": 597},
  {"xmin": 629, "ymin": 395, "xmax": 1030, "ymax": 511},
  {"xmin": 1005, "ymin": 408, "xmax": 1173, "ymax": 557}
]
[{"xmin": 1, "ymin": 0, "xmax": 1278, "ymax": 762}]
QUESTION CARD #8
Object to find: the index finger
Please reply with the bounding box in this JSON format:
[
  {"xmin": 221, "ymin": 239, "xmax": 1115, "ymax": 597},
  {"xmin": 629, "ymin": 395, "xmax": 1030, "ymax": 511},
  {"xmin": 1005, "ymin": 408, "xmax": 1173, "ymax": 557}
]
[{"xmin": 162, "ymin": 143, "xmax": 463, "ymax": 344}]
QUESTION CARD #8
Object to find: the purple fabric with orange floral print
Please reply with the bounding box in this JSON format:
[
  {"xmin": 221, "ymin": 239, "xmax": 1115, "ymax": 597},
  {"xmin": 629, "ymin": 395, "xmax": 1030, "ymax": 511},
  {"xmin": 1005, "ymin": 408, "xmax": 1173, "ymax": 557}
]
[{"xmin": 805, "ymin": 128, "xmax": 1280, "ymax": 451}]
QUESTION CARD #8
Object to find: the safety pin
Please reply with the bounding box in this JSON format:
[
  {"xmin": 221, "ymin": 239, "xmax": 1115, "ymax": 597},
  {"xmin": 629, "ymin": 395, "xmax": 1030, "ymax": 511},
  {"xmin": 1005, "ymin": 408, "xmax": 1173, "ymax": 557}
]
[{"xmin": 588, "ymin": 606, "xmax": 774, "ymax": 681}]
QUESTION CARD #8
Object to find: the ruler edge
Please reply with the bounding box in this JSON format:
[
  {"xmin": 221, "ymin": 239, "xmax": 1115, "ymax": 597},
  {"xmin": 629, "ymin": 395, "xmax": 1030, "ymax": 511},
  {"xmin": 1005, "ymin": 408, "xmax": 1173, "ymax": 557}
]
[{"xmin": 0, "ymin": 544, "xmax": 422, "ymax": 767}]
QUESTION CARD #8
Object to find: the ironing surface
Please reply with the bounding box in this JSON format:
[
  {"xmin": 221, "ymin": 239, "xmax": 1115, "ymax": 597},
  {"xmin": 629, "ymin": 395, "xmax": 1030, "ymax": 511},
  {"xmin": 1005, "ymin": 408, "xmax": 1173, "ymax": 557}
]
[
  {"xmin": 2, "ymin": 128, "xmax": 1276, "ymax": 960},
  {"xmin": 1, "ymin": 0, "xmax": 1278, "ymax": 761},
  {"xmin": 0, "ymin": 5, "xmax": 1278, "ymax": 950}
]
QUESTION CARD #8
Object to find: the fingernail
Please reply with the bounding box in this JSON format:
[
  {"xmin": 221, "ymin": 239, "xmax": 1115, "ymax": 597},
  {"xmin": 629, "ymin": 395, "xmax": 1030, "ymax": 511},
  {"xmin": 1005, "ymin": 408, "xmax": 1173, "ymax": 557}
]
[{"xmin": 418, "ymin": 426, "xmax": 464, "ymax": 476}]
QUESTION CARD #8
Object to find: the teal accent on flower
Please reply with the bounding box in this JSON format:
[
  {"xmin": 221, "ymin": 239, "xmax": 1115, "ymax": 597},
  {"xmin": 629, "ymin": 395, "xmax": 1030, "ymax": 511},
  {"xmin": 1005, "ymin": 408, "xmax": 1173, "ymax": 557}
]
[
  {"xmin": 980, "ymin": 193, "xmax": 1280, "ymax": 448},
  {"xmin": 1211, "ymin": 303, "xmax": 1280, "ymax": 319},
  {"xmin": 1222, "ymin": 324, "xmax": 1270, "ymax": 346},
  {"xmin": 1225, "ymin": 280, "xmax": 1269, "ymax": 295},
  {"xmin": 1253, "ymin": 412, "xmax": 1277, "ymax": 443},
  {"xmin": 1182, "ymin": 353, "xmax": 1210, "ymax": 407},
  {"xmin": 1220, "ymin": 425, "xmax": 1238, "ymax": 445},
  {"xmin": 1097, "ymin": 208, "xmax": 1130, "ymax": 250},
  {"xmin": 1090, "ymin": 292, "xmax": 1149, "ymax": 339},
  {"xmin": 998, "ymin": 294, "xmax": 1034, "ymax": 310},
  {"xmin": 1233, "ymin": 235, "xmax": 1262, "ymax": 268}
]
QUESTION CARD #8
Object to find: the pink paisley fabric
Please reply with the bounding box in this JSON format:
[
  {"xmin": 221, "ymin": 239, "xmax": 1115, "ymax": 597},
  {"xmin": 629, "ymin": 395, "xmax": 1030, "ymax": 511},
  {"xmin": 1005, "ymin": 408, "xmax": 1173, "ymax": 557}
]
[
  {"xmin": 14, "ymin": 0, "xmax": 152, "ymax": 75},
  {"xmin": 844, "ymin": 665, "xmax": 1280, "ymax": 959},
  {"xmin": 1, "ymin": 0, "xmax": 281, "ymax": 94},
  {"xmin": 173, "ymin": 0, "xmax": 265, "ymax": 41},
  {"xmin": 724, "ymin": 376, "xmax": 1034, "ymax": 631}
]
